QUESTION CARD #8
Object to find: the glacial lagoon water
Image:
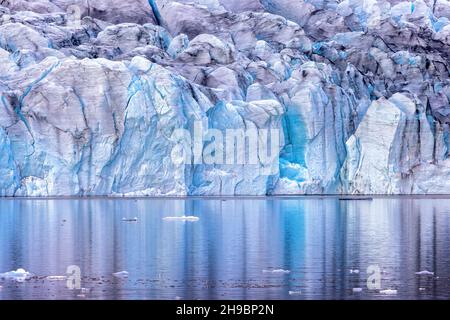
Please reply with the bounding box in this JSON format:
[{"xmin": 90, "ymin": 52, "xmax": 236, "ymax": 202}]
[{"xmin": 0, "ymin": 197, "xmax": 449, "ymax": 300}]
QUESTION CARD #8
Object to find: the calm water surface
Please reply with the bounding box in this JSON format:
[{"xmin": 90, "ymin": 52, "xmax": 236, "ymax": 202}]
[{"xmin": 0, "ymin": 197, "xmax": 449, "ymax": 300}]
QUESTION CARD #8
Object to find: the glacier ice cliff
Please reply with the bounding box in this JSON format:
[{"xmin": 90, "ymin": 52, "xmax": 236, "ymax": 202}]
[{"xmin": 0, "ymin": 0, "xmax": 449, "ymax": 196}]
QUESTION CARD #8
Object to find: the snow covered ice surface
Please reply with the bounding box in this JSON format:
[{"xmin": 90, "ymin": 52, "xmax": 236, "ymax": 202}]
[
  {"xmin": 262, "ymin": 269, "xmax": 291, "ymax": 274},
  {"xmin": 0, "ymin": 0, "xmax": 449, "ymax": 196}
]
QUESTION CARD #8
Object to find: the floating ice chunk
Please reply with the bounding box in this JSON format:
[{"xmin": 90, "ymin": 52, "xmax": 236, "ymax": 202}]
[
  {"xmin": 163, "ymin": 216, "xmax": 200, "ymax": 222},
  {"xmin": 419, "ymin": 287, "xmax": 426, "ymax": 291},
  {"xmin": 263, "ymin": 269, "xmax": 291, "ymax": 274},
  {"xmin": 336, "ymin": 1, "xmax": 353, "ymax": 17},
  {"xmin": 288, "ymin": 290, "xmax": 301, "ymax": 295},
  {"xmin": 0, "ymin": 268, "xmax": 32, "ymax": 282},
  {"xmin": 349, "ymin": 269, "xmax": 360, "ymax": 274},
  {"xmin": 380, "ymin": 289, "xmax": 398, "ymax": 295},
  {"xmin": 179, "ymin": 34, "xmax": 235, "ymax": 65},
  {"xmin": 122, "ymin": 217, "xmax": 138, "ymax": 222},
  {"xmin": 352, "ymin": 288, "xmax": 363, "ymax": 293},
  {"xmin": 339, "ymin": 197, "xmax": 373, "ymax": 201},
  {"xmin": 46, "ymin": 276, "xmax": 67, "ymax": 281},
  {"xmin": 113, "ymin": 271, "xmax": 129, "ymax": 278},
  {"xmin": 175, "ymin": 296, "xmax": 182, "ymax": 300},
  {"xmin": 415, "ymin": 270, "xmax": 434, "ymax": 276}
]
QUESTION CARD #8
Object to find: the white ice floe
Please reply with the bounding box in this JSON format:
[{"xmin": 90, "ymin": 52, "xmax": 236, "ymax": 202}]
[
  {"xmin": 122, "ymin": 217, "xmax": 138, "ymax": 222},
  {"xmin": 163, "ymin": 216, "xmax": 200, "ymax": 222},
  {"xmin": 415, "ymin": 270, "xmax": 434, "ymax": 276},
  {"xmin": 380, "ymin": 289, "xmax": 398, "ymax": 295},
  {"xmin": 352, "ymin": 288, "xmax": 363, "ymax": 293},
  {"xmin": 0, "ymin": 268, "xmax": 32, "ymax": 282},
  {"xmin": 46, "ymin": 276, "xmax": 67, "ymax": 281},
  {"xmin": 349, "ymin": 269, "xmax": 360, "ymax": 274},
  {"xmin": 263, "ymin": 269, "xmax": 291, "ymax": 274},
  {"xmin": 113, "ymin": 271, "xmax": 129, "ymax": 278},
  {"xmin": 419, "ymin": 287, "xmax": 426, "ymax": 291},
  {"xmin": 288, "ymin": 290, "xmax": 302, "ymax": 295}
]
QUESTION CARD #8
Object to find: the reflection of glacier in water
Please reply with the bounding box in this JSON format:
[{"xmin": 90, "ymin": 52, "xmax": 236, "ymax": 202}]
[{"xmin": 0, "ymin": 197, "xmax": 449, "ymax": 300}]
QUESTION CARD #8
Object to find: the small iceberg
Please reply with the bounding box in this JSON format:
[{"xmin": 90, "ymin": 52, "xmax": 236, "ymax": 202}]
[
  {"xmin": 163, "ymin": 216, "xmax": 200, "ymax": 222},
  {"xmin": 113, "ymin": 271, "xmax": 129, "ymax": 278},
  {"xmin": 352, "ymin": 288, "xmax": 363, "ymax": 293},
  {"xmin": 288, "ymin": 290, "xmax": 301, "ymax": 296},
  {"xmin": 46, "ymin": 275, "xmax": 67, "ymax": 281},
  {"xmin": 122, "ymin": 217, "xmax": 138, "ymax": 222},
  {"xmin": 263, "ymin": 269, "xmax": 291, "ymax": 274},
  {"xmin": 0, "ymin": 268, "xmax": 32, "ymax": 282},
  {"xmin": 380, "ymin": 289, "xmax": 398, "ymax": 295},
  {"xmin": 80, "ymin": 287, "xmax": 91, "ymax": 293},
  {"xmin": 415, "ymin": 270, "xmax": 434, "ymax": 276},
  {"xmin": 349, "ymin": 269, "xmax": 360, "ymax": 274}
]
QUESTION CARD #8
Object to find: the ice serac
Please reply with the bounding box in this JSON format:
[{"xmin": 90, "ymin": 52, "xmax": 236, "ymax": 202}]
[
  {"xmin": 272, "ymin": 61, "xmax": 366, "ymax": 194},
  {"xmin": 0, "ymin": 0, "xmax": 449, "ymax": 196},
  {"xmin": 0, "ymin": 128, "xmax": 19, "ymax": 196},
  {"xmin": 1, "ymin": 55, "xmax": 209, "ymax": 196},
  {"xmin": 190, "ymin": 99, "xmax": 284, "ymax": 196}
]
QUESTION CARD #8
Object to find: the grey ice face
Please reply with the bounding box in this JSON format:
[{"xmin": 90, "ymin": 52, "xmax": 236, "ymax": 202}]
[{"xmin": 0, "ymin": 0, "xmax": 449, "ymax": 196}]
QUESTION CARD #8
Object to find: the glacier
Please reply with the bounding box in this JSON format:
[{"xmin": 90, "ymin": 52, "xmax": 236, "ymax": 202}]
[{"xmin": 0, "ymin": 0, "xmax": 449, "ymax": 196}]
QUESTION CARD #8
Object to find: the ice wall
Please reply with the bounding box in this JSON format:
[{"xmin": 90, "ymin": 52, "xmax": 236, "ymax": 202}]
[{"xmin": 0, "ymin": 0, "xmax": 449, "ymax": 196}]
